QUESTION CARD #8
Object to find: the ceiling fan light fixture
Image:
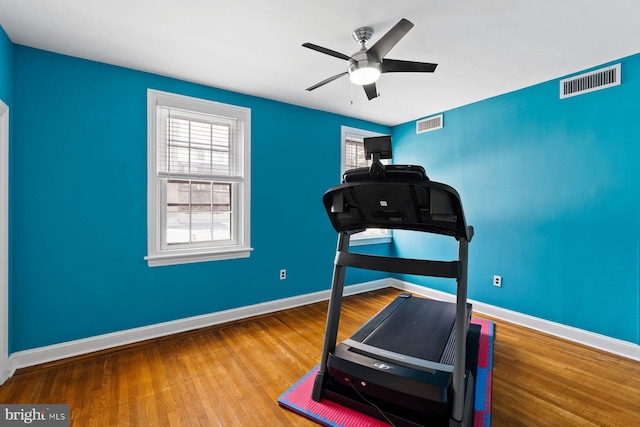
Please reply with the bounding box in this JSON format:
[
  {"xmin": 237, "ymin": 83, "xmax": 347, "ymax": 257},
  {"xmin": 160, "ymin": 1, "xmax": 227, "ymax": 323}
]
[{"xmin": 348, "ymin": 59, "xmax": 381, "ymax": 85}]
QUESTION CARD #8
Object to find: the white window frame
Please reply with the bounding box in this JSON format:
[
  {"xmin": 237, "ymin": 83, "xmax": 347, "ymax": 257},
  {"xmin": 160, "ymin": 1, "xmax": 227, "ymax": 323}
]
[
  {"xmin": 146, "ymin": 89, "xmax": 252, "ymax": 267},
  {"xmin": 340, "ymin": 126, "xmax": 392, "ymax": 246}
]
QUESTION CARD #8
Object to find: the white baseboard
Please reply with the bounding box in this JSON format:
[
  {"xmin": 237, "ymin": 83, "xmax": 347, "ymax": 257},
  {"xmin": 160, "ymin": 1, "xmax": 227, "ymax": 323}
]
[
  {"xmin": 7, "ymin": 276, "xmax": 639, "ymax": 381},
  {"xmin": 391, "ymin": 278, "xmax": 640, "ymax": 362},
  {"xmin": 9, "ymin": 279, "xmax": 391, "ymax": 373}
]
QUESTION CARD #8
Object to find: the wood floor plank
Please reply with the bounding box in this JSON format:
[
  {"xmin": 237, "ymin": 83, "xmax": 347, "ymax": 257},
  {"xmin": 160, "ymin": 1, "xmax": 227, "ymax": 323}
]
[{"xmin": 1, "ymin": 288, "xmax": 638, "ymax": 426}]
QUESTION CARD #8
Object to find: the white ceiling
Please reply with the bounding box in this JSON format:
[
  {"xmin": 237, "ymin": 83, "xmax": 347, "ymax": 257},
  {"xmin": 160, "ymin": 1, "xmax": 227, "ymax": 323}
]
[{"xmin": 1, "ymin": 0, "xmax": 639, "ymax": 126}]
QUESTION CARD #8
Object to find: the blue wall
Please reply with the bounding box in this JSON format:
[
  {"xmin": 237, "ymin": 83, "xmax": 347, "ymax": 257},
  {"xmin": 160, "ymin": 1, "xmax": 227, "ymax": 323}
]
[
  {"xmin": 392, "ymin": 55, "xmax": 640, "ymax": 344},
  {"xmin": 0, "ymin": 26, "xmax": 11, "ymax": 106},
  {"xmin": 8, "ymin": 37, "xmax": 640, "ymax": 352},
  {"xmin": 10, "ymin": 46, "xmax": 390, "ymax": 352}
]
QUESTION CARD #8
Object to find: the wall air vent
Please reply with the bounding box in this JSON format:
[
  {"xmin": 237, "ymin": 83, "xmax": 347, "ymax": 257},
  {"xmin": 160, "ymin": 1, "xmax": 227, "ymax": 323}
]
[
  {"xmin": 416, "ymin": 114, "xmax": 443, "ymax": 134},
  {"xmin": 560, "ymin": 63, "xmax": 621, "ymax": 99}
]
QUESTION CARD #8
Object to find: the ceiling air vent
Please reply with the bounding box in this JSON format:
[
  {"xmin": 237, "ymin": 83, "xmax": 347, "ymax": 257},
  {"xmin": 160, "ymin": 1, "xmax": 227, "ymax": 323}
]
[
  {"xmin": 560, "ymin": 63, "xmax": 621, "ymax": 99},
  {"xmin": 416, "ymin": 114, "xmax": 443, "ymax": 134}
]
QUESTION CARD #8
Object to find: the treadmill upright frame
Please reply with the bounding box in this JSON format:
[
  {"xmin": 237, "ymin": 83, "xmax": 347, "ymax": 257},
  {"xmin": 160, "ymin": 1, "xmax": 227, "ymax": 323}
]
[{"xmin": 312, "ymin": 165, "xmax": 475, "ymax": 426}]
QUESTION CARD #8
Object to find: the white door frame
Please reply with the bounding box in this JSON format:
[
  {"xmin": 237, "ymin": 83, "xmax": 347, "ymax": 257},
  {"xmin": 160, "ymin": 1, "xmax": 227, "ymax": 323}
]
[{"xmin": 0, "ymin": 100, "xmax": 10, "ymax": 384}]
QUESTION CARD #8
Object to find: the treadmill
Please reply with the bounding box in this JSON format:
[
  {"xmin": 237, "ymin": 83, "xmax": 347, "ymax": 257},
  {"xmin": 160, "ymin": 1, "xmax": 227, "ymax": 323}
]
[{"xmin": 311, "ymin": 135, "xmax": 476, "ymax": 427}]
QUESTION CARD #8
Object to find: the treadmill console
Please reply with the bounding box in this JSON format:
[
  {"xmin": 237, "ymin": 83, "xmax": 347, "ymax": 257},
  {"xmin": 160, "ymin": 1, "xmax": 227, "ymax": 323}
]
[{"xmin": 324, "ymin": 136, "xmax": 473, "ymax": 241}]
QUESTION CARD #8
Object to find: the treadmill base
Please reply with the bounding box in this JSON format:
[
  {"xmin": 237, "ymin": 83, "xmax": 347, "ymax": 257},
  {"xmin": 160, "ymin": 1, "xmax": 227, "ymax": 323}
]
[
  {"xmin": 312, "ymin": 320, "xmax": 481, "ymax": 427},
  {"xmin": 319, "ymin": 371, "xmax": 475, "ymax": 427}
]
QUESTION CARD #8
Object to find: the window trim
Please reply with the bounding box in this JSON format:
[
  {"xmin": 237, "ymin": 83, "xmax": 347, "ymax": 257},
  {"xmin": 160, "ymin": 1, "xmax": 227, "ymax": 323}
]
[
  {"xmin": 340, "ymin": 126, "xmax": 392, "ymax": 246},
  {"xmin": 0, "ymin": 100, "xmax": 9, "ymax": 384},
  {"xmin": 146, "ymin": 89, "xmax": 252, "ymax": 267}
]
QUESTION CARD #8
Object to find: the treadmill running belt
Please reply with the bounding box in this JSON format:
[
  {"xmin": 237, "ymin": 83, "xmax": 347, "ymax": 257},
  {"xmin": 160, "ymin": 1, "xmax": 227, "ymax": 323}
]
[{"xmin": 360, "ymin": 297, "xmax": 456, "ymax": 363}]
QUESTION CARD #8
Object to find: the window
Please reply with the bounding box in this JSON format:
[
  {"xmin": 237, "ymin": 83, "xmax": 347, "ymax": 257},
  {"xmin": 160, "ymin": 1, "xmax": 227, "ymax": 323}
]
[
  {"xmin": 146, "ymin": 90, "xmax": 251, "ymax": 266},
  {"xmin": 340, "ymin": 126, "xmax": 392, "ymax": 245},
  {"xmin": 344, "ymin": 137, "xmax": 369, "ymax": 170}
]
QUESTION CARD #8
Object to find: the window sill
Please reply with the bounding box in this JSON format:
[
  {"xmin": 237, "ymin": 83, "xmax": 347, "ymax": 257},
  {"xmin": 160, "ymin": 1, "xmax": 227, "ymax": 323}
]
[
  {"xmin": 349, "ymin": 236, "xmax": 393, "ymax": 246},
  {"xmin": 145, "ymin": 247, "xmax": 253, "ymax": 267}
]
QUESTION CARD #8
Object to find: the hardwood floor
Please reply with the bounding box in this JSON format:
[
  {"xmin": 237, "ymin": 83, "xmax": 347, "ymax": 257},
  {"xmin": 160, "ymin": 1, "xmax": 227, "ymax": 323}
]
[{"xmin": 1, "ymin": 287, "xmax": 639, "ymax": 426}]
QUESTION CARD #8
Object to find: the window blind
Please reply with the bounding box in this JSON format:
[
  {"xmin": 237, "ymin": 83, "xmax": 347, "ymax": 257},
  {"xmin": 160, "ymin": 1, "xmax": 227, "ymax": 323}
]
[
  {"xmin": 156, "ymin": 106, "xmax": 244, "ymax": 181},
  {"xmin": 345, "ymin": 137, "xmax": 368, "ymax": 171}
]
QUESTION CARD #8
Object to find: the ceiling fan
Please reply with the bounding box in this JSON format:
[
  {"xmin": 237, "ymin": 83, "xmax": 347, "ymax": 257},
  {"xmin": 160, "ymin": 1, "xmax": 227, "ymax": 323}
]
[{"xmin": 302, "ymin": 18, "xmax": 438, "ymax": 100}]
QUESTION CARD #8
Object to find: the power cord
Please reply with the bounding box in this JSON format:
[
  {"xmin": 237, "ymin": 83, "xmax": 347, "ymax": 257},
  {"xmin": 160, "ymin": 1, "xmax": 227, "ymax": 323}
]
[{"xmin": 349, "ymin": 381, "xmax": 397, "ymax": 427}]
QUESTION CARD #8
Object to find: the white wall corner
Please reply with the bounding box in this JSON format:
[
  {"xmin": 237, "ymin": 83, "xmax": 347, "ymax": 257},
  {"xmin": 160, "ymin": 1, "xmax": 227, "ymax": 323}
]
[{"xmin": 0, "ymin": 101, "xmax": 9, "ymax": 386}]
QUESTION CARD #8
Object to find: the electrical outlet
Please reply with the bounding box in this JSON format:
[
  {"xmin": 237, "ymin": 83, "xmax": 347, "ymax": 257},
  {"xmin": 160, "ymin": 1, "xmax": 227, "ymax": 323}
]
[
  {"xmin": 280, "ymin": 269, "xmax": 286, "ymax": 280},
  {"xmin": 493, "ymin": 275, "xmax": 502, "ymax": 287}
]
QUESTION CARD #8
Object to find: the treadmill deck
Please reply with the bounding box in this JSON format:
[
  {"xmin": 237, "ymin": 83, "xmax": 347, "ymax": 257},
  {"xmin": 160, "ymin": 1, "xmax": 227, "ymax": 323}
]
[{"xmin": 348, "ymin": 294, "xmax": 471, "ymax": 365}]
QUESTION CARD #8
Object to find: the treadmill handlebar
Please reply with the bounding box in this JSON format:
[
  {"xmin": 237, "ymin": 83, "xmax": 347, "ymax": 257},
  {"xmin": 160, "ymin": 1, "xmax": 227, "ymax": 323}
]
[{"xmin": 336, "ymin": 251, "xmax": 462, "ymax": 279}]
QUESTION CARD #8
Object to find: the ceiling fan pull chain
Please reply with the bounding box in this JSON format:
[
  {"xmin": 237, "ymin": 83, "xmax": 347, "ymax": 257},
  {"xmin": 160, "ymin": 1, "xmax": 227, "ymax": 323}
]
[{"xmin": 350, "ymin": 81, "xmax": 354, "ymax": 105}]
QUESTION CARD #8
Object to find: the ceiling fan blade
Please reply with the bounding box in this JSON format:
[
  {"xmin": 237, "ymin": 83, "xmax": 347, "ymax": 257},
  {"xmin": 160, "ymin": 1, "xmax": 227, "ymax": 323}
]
[
  {"xmin": 363, "ymin": 82, "xmax": 378, "ymax": 100},
  {"xmin": 367, "ymin": 18, "xmax": 414, "ymax": 60},
  {"xmin": 306, "ymin": 72, "xmax": 348, "ymax": 91},
  {"xmin": 381, "ymin": 59, "xmax": 438, "ymax": 73},
  {"xmin": 302, "ymin": 43, "xmax": 352, "ymax": 61}
]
